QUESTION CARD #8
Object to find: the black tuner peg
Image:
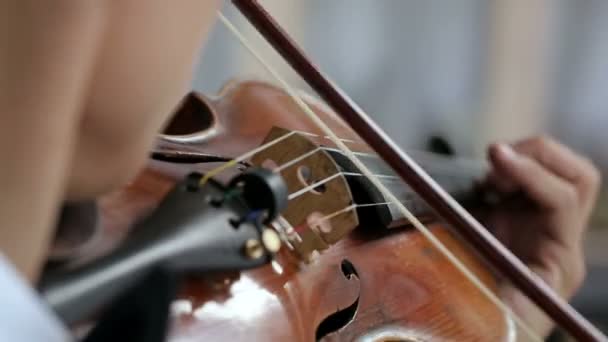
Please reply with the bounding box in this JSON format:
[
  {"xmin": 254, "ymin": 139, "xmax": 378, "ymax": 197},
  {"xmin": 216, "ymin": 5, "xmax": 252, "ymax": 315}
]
[
  {"xmin": 427, "ymin": 135, "xmax": 454, "ymax": 156},
  {"xmin": 228, "ymin": 167, "xmax": 288, "ymax": 224},
  {"xmin": 185, "ymin": 172, "xmax": 204, "ymax": 192}
]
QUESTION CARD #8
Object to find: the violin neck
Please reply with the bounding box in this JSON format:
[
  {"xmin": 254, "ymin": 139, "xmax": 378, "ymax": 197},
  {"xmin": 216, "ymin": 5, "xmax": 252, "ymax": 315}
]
[{"xmin": 328, "ymin": 149, "xmax": 487, "ymax": 228}]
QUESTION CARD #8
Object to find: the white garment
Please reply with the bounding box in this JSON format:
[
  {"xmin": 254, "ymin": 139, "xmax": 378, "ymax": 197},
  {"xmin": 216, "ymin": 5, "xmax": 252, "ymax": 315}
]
[{"xmin": 0, "ymin": 256, "xmax": 71, "ymax": 341}]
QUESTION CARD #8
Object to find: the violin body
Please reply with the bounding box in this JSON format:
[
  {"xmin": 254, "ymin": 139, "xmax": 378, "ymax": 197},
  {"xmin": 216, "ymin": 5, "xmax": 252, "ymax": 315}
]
[{"xmin": 60, "ymin": 80, "xmax": 512, "ymax": 341}]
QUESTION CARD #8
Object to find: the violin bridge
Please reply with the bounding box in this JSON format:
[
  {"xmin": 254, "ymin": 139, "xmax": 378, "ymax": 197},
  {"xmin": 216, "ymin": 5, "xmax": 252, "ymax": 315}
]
[{"xmin": 251, "ymin": 127, "xmax": 359, "ymax": 262}]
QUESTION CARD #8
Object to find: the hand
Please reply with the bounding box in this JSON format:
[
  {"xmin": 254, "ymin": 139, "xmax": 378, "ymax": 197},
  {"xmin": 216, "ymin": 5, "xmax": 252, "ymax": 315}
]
[{"xmin": 480, "ymin": 136, "xmax": 601, "ymax": 337}]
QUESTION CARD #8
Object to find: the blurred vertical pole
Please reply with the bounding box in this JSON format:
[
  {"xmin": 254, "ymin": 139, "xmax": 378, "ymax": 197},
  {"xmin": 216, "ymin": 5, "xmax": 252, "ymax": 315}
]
[{"xmin": 478, "ymin": 0, "xmax": 555, "ymax": 154}]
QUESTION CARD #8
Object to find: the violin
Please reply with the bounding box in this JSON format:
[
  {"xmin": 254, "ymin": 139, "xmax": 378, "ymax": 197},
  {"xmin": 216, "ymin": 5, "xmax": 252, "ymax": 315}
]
[
  {"xmin": 50, "ymin": 79, "xmax": 502, "ymax": 341},
  {"xmin": 42, "ymin": 1, "xmax": 606, "ymax": 341}
]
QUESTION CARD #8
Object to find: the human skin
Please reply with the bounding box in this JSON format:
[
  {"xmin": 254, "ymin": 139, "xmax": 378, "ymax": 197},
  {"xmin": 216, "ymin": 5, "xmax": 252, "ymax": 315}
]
[
  {"xmin": 0, "ymin": 0, "xmax": 221, "ymax": 281},
  {"xmin": 482, "ymin": 137, "xmax": 601, "ymax": 337}
]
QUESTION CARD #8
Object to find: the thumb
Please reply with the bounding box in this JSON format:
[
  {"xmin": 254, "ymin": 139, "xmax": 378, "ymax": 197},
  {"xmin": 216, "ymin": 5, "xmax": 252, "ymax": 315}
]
[{"xmin": 488, "ymin": 143, "xmax": 576, "ymax": 211}]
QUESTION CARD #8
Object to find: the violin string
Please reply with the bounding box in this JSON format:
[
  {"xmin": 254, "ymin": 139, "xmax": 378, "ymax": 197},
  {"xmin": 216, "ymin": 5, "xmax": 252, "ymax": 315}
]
[
  {"xmin": 298, "ymin": 131, "xmax": 364, "ymax": 145},
  {"xmin": 322, "ymin": 145, "xmax": 488, "ymax": 175},
  {"xmin": 279, "ymin": 142, "xmax": 484, "ymax": 178},
  {"xmin": 288, "ymin": 173, "xmax": 341, "ymax": 200},
  {"xmin": 195, "ymin": 126, "xmax": 364, "ymax": 187},
  {"xmin": 341, "ymin": 172, "xmax": 400, "ymax": 181},
  {"xmin": 198, "ymin": 130, "xmax": 298, "ymax": 186},
  {"xmin": 268, "ymin": 144, "xmax": 404, "ymax": 200},
  {"xmin": 290, "ymin": 202, "xmax": 394, "ymax": 236},
  {"xmin": 273, "ymin": 147, "xmax": 321, "ymax": 172},
  {"xmin": 185, "ymin": 108, "xmax": 468, "ymax": 188},
  {"xmin": 287, "ymin": 170, "xmax": 399, "ymax": 200},
  {"xmin": 256, "ymin": 130, "xmax": 483, "ymax": 184},
  {"xmin": 321, "ymin": 146, "xmax": 380, "ymax": 157},
  {"xmin": 288, "ymin": 171, "xmax": 402, "ymax": 201},
  {"xmin": 271, "ymin": 143, "xmax": 482, "ymax": 192},
  {"xmin": 217, "ymin": 12, "xmax": 541, "ymax": 341}
]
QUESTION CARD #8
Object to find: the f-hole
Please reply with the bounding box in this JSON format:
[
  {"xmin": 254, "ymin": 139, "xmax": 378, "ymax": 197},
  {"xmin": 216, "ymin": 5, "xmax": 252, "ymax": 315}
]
[{"xmin": 315, "ymin": 259, "xmax": 360, "ymax": 341}]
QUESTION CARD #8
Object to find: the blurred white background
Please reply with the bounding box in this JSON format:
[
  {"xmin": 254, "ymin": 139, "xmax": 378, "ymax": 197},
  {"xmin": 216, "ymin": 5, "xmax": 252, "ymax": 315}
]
[{"xmin": 194, "ymin": 1, "xmax": 608, "ymax": 167}]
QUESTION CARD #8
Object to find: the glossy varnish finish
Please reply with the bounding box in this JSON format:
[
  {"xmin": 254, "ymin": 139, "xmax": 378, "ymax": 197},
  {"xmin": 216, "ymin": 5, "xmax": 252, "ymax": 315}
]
[{"xmin": 169, "ymin": 225, "xmax": 508, "ymax": 341}]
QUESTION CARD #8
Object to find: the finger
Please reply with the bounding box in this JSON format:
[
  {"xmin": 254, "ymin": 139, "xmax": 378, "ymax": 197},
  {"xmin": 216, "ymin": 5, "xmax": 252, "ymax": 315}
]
[
  {"xmin": 484, "ymin": 169, "xmax": 519, "ymax": 194},
  {"xmin": 513, "ymin": 136, "xmax": 601, "ymax": 200},
  {"xmin": 489, "ymin": 143, "xmax": 578, "ymax": 211}
]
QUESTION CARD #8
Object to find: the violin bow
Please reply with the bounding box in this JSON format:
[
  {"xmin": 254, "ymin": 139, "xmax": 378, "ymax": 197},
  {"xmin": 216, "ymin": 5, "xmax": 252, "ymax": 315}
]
[{"xmin": 231, "ymin": 1, "xmax": 606, "ymax": 341}]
